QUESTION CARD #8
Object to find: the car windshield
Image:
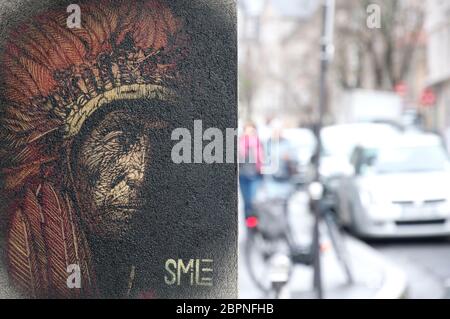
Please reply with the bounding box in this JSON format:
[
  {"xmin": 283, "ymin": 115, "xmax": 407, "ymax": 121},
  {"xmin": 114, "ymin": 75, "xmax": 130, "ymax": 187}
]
[
  {"xmin": 321, "ymin": 125, "xmax": 399, "ymax": 158},
  {"xmin": 363, "ymin": 145, "xmax": 449, "ymax": 174}
]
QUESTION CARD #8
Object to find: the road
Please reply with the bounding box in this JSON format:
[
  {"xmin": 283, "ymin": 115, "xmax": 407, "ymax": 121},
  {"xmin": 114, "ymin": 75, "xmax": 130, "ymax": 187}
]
[{"xmin": 368, "ymin": 238, "xmax": 450, "ymax": 299}]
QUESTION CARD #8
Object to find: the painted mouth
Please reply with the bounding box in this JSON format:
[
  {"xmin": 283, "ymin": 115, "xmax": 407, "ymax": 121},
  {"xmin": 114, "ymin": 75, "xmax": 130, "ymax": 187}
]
[
  {"xmin": 109, "ymin": 205, "xmax": 143, "ymax": 210},
  {"xmin": 94, "ymin": 204, "xmax": 144, "ymax": 217}
]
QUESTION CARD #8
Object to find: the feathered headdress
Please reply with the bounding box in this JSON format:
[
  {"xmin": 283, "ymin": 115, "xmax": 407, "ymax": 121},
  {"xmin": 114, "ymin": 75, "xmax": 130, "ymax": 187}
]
[{"xmin": 0, "ymin": 0, "xmax": 187, "ymax": 298}]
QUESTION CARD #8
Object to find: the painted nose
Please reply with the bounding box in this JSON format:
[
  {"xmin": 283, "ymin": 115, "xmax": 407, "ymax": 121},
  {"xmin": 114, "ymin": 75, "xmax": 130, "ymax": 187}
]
[{"xmin": 121, "ymin": 135, "xmax": 149, "ymax": 188}]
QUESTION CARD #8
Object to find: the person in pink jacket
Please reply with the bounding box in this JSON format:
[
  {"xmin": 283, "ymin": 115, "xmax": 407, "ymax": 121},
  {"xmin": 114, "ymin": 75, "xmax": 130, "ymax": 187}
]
[{"xmin": 239, "ymin": 122, "xmax": 264, "ymax": 219}]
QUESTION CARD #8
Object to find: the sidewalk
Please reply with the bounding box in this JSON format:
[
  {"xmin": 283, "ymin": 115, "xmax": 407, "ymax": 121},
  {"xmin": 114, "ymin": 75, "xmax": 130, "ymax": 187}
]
[{"xmin": 238, "ymin": 190, "xmax": 408, "ymax": 299}]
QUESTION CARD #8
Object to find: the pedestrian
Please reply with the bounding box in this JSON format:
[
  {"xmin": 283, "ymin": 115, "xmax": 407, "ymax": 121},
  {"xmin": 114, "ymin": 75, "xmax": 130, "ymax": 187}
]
[{"xmin": 239, "ymin": 122, "xmax": 264, "ymax": 219}]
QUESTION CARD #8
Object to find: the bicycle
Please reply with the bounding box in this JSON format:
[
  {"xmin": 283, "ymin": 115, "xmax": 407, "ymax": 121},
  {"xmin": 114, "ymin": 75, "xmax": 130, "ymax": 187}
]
[{"xmin": 243, "ymin": 178, "xmax": 354, "ymax": 298}]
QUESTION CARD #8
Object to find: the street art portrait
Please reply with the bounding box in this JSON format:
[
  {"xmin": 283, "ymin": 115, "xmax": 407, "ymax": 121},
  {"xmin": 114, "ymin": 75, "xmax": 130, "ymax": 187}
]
[{"xmin": 0, "ymin": 0, "xmax": 237, "ymax": 298}]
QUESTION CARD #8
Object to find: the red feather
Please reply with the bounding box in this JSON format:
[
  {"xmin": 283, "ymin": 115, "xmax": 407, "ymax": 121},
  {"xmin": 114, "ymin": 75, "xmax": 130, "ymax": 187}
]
[
  {"xmin": 39, "ymin": 183, "xmax": 90, "ymax": 298},
  {"xmin": 7, "ymin": 184, "xmax": 98, "ymax": 298},
  {"xmin": 7, "ymin": 208, "xmax": 46, "ymax": 297}
]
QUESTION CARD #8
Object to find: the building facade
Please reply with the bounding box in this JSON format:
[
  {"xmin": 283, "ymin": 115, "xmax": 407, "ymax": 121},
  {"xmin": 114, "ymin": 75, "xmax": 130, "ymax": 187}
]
[
  {"xmin": 238, "ymin": 0, "xmax": 320, "ymax": 127},
  {"xmin": 426, "ymin": 0, "xmax": 450, "ymax": 134}
]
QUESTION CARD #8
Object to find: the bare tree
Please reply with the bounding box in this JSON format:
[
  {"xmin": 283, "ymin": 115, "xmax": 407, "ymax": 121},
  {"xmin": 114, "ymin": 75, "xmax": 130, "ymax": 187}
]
[{"xmin": 335, "ymin": 0, "xmax": 425, "ymax": 90}]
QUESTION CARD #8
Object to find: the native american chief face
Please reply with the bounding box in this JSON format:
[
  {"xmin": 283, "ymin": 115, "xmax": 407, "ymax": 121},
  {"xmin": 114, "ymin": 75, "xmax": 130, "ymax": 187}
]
[
  {"xmin": 0, "ymin": 0, "xmax": 188, "ymax": 298},
  {"xmin": 73, "ymin": 109, "xmax": 151, "ymax": 240}
]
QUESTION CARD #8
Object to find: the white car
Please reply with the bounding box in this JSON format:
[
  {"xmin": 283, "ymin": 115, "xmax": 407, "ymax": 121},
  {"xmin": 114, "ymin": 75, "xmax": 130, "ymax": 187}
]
[
  {"xmin": 320, "ymin": 123, "xmax": 402, "ymax": 179},
  {"xmin": 320, "ymin": 123, "xmax": 403, "ymax": 210},
  {"xmin": 337, "ymin": 133, "xmax": 450, "ymax": 238}
]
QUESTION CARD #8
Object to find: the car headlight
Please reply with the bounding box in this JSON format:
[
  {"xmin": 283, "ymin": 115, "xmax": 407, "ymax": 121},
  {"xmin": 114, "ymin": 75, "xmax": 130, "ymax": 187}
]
[
  {"xmin": 360, "ymin": 190, "xmax": 373, "ymax": 208},
  {"xmin": 360, "ymin": 189, "xmax": 400, "ymax": 220},
  {"xmin": 360, "ymin": 189, "xmax": 386, "ymax": 207}
]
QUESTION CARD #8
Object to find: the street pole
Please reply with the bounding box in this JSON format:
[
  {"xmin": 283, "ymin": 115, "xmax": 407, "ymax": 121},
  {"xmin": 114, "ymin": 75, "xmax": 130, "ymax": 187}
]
[{"xmin": 311, "ymin": 0, "xmax": 335, "ymax": 300}]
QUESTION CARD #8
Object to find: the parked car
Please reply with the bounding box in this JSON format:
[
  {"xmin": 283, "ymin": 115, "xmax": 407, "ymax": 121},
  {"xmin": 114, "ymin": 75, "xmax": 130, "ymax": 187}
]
[
  {"xmin": 320, "ymin": 123, "xmax": 402, "ymax": 179},
  {"xmin": 337, "ymin": 132, "xmax": 450, "ymax": 238},
  {"xmin": 320, "ymin": 123, "xmax": 402, "ymax": 211}
]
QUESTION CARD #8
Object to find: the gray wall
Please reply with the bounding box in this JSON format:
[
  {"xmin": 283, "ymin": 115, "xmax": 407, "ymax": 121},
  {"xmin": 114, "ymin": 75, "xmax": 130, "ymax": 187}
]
[{"xmin": 0, "ymin": 0, "xmax": 237, "ymax": 299}]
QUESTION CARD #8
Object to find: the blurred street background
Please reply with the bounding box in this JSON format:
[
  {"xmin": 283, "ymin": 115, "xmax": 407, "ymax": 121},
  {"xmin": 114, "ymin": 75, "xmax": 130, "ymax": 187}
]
[{"xmin": 238, "ymin": 0, "xmax": 450, "ymax": 299}]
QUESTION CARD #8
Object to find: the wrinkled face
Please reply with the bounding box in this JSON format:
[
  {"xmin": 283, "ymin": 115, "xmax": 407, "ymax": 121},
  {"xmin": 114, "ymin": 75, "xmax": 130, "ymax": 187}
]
[{"xmin": 73, "ymin": 109, "xmax": 154, "ymax": 240}]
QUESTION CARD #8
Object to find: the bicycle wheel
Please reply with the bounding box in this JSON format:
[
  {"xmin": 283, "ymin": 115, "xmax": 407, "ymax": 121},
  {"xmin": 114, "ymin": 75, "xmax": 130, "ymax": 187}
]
[{"xmin": 244, "ymin": 229, "xmax": 290, "ymax": 294}]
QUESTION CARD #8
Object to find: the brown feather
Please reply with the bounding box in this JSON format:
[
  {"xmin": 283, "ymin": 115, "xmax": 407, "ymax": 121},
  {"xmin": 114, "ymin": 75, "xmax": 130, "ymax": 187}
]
[
  {"xmin": 7, "ymin": 208, "xmax": 46, "ymax": 298},
  {"xmin": 39, "ymin": 183, "xmax": 78, "ymax": 298},
  {"xmin": 38, "ymin": 183, "xmax": 97, "ymax": 298},
  {"xmin": 22, "ymin": 187, "xmax": 50, "ymax": 293}
]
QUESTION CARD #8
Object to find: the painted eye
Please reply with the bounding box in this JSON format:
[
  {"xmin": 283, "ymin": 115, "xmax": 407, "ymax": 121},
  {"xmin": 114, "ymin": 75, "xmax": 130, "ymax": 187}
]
[
  {"xmin": 103, "ymin": 131, "xmax": 124, "ymax": 144},
  {"xmin": 101, "ymin": 129, "xmax": 142, "ymax": 154}
]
